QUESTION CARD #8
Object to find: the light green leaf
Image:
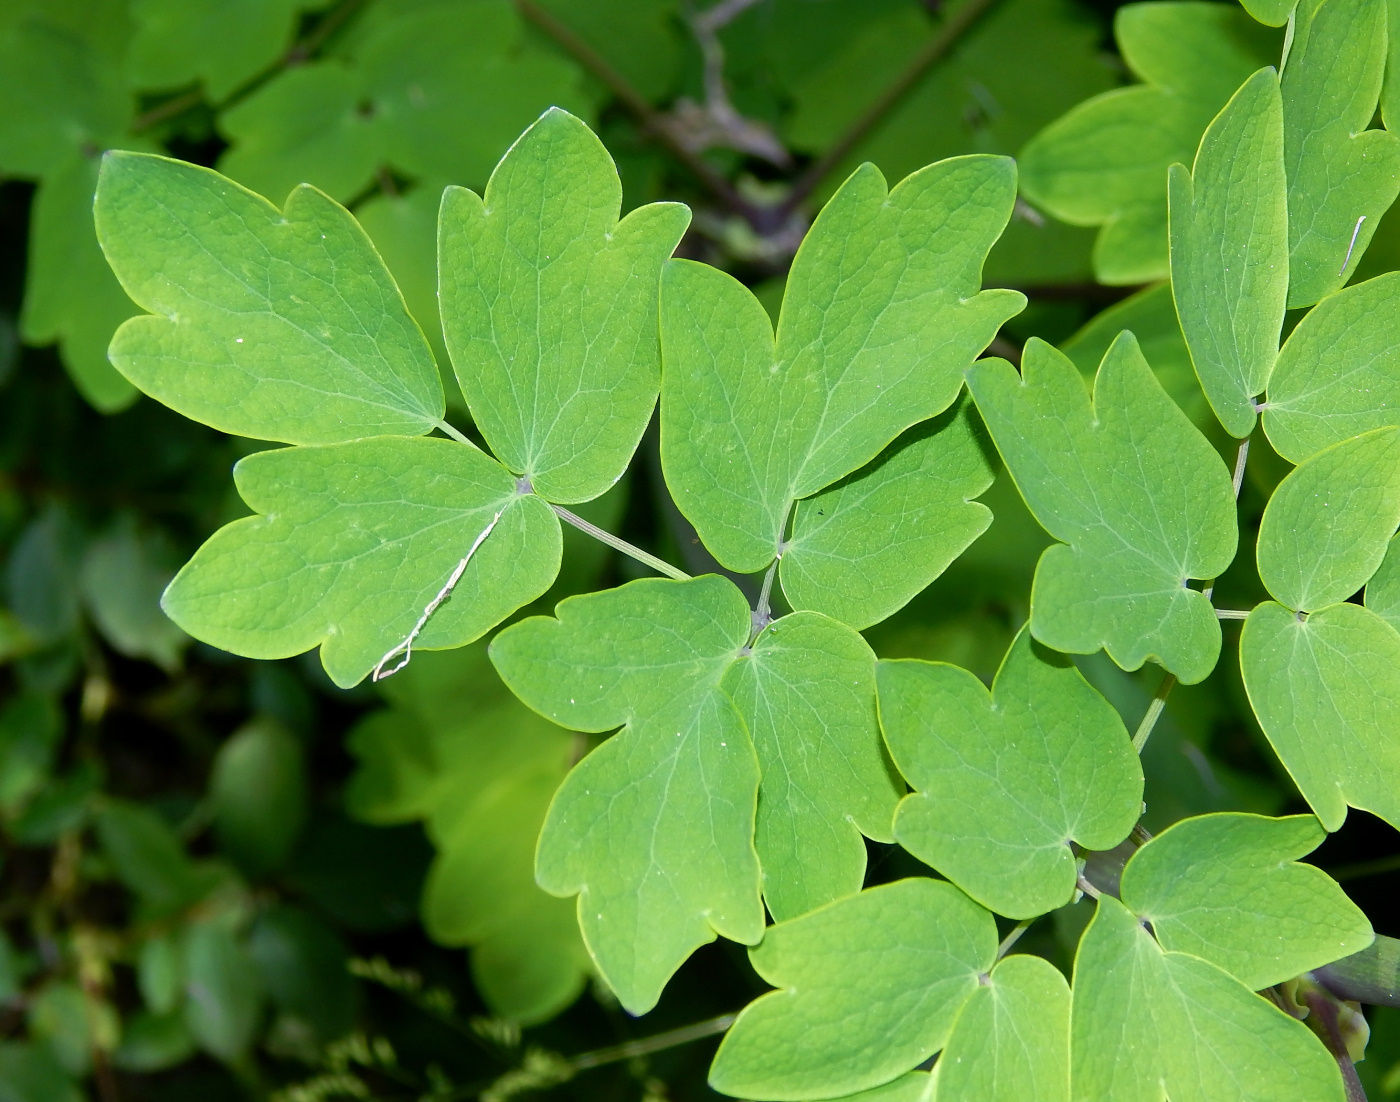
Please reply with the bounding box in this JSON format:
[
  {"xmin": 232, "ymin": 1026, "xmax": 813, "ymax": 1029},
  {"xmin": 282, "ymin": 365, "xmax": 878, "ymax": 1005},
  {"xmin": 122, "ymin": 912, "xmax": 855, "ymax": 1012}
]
[
  {"xmin": 1169, "ymin": 67, "xmax": 1289, "ymax": 438},
  {"xmin": 1366, "ymin": 532, "xmax": 1400, "ymax": 631},
  {"xmin": 1242, "ymin": 0, "xmax": 1297, "ymax": 25},
  {"xmin": 879, "ymin": 627, "xmax": 1140, "ymax": 919},
  {"xmin": 21, "ymin": 152, "xmax": 138, "ymax": 411},
  {"xmin": 491, "ymin": 576, "xmax": 763, "ymax": 1014},
  {"xmin": 138, "ymin": 934, "xmax": 182, "ymax": 1016},
  {"xmin": 79, "ymin": 515, "xmax": 187, "ymax": 671},
  {"xmin": 1263, "ymin": 273, "xmax": 1400, "ymax": 463},
  {"xmin": 1019, "ymin": 3, "xmax": 1275, "ymax": 284},
  {"xmin": 1119, "ymin": 813, "xmax": 1372, "ymax": 989},
  {"xmin": 827, "ymin": 1074, "xmax": 934, "ymax": 1102},
  {"xmin": 779, "ymin": 397, "xmax": 996, "ymax": 631},
  {"xmin": 661, "ymin": 156, "xmax": 1023, "ymax": 572},
  {"xmin": 1240, "ymin": 600, "xmax": 1400, "ymax": 832},
  {"xmin": 182, "ymin": 920, "xmax": 264, "ymax": 1065},
  {"xmin": 113, "ymin": 1010, "xmax": 195, "ymax": 1073},
  {"xmin": 932, "ymin": 954, "xmax": 1069, "ymax": 1102},
  {"xmin": 128, "ymin": 0, "xmax": 305, "ymax": 100},
  {"xmin": 722, "ymin": 613, "xmax": 899, "ymax": 922},
  {"xmin": 439, "ymin": 108, "xmax": 690, "ymax": 503},
  {"xmin": 966, "ymin": 333, "xmax": 1236, "ymax": 683},
  {"xmin": 1281, "ymin": 0, "xmax": 1400, "ymax": 306},
  {"xmin": 27, "ymin": 983, "xmax": 92, "ymax": 1077},
  {"xmin": 424, "ymin": 766, "xmax": 588, "ymax": 1023},
  {"xmin": 1255, "ymin": 427, "xmax": 1400, "ymax": 612},
  {"xmin": 348, "ymin": 644, "xmax": 586, "ymax": 1023},
  {"xmin": 210, "ymin": 717, "xmax": 307, "ymax": 877},
  {"xmin": 95, "ymin": 151, "xmax": 443, "ymax": 444},
  {"xmin": 0, "ymin": 1042, "xmax": 84, "ymax": 1102},
  {"xmin": 1071, "ymin": 895, "xmax": 1344, "ymax": 1102},
  {"xmin": 710, "ymin": 879, "xmax": 995, "ymax": 1101},
  {"xmin": 1387, "ymin": 0, "xmax": 1400, "ymax": 129},
  {"xmin": 1060, "ymin": 282, "xmax": 1208, "ymax": 430},
  {"xmin": 162, "ymin": 437, "xmax": 561, "ymax": 689}
]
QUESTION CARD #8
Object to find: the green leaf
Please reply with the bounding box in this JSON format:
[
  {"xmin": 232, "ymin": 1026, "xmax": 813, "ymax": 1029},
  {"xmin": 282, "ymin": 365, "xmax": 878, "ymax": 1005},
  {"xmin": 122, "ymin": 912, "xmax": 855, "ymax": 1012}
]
[
  {"xmin": 722, "ymin": 612, "xmax": 899, "ymax": 922},
  {"xmin": 491, "ymin": 575, "xmax": 763, "ymax": 1014},
  {"xmin": 878, "ymin": 627, "xmax": 1141, "ymax": 919},
  {"xmin": 182, "ymin": 920, "xmax": 264, "ymax": 1065},
  {"xmin": 826, "ymin": 1074, "xmax": 934, "ymax": 1102},
  {"xmin": 349, "ymin": 643, "xmax": 587, "ymax": 1023},
  {"xmin": 1280, "ymin": 0, "xmax": 1400, "ymax": 306},
  {"xmin": 1366, "ymin": 532, "xmax": 1400, "ymax": 632},
  {"xmin": 94, "ymin": 800, "xmax": 208, "ymax": 917},
  {"xmin": 708, "ymin": 878, "xmax": 996, "ymax": 1101},
  {"xmin": 1386, "ymin": 0, "xmax": 1400, "ymax": 129},
  {"xmin": 1119, "ymin": 813, "xmax": 1372, "ymax": 989},
  {"xmin": 779, "ymin": 397, "xmax": 996, "ymax": 631},
  {"xmin": 162, "ymin": 437, "xmax": 561, "ymax": 689},
  {"xmin": 20, "ymin": 153, "xmax": 139, "ymax": 412},
  {"xmin": 661, "ymin": 156, "xmax": 1023, "ymax": 573},
  {"xmin": 966, "ymin": 333, "xmax": 1236, "ymax": 684},
  {"xmin": 0, "ymin": 694, "xmax": 61, "ymax": 817},
  {"xmin": 246, "ymin": 905, "xmax": 356, "ymax": 1041},
  {"xmin": 438, "ymin": 108, "xmax": 690, "ymax": 503},
  {"xmin": 210, "ymin": 717, "xmax": 307, "ymax": 876},
  {"xmin": 931, "ymin": 954, "xmax": 1069, "ymax": 1102},
  {"xmin": 1071, "ymin": 895, "xmax": 1344, "ymax": 1102},
  {"xmin": 127, "ymin": 0, "xmax": 305, "ymax": 100},
  {"xmin": 79, "ymin": 515, "xmax": 187, "ymax": 671},
  {"xmin": 530, "ymin": 0, "xmax": 681, "ymax": 102},
  {"xmin": 423, "ymin": 766, "xmax": 588, "ymax": 1023},
  {"xmin": 1060, "ymin": 282, "xmax": 1209, "ymax": 430},
  {"xmin": 138, "ymin": 934, "xmax": 183, "ymax": 1016},
  {"xmin": 113, "ymin": 1011, "xmax": 195, "ymax": 1073},
  {"xmin": 1255, "ymin": 427, "xmax": 1400, "ymax": 612},
  {"xmin": 218, "ymin": 2, "xmax": 594, "ymax": 203},
  {"xmin": 1241, "ymin": 0, "xmax": 1296, "ymax": 25},
  {"xmin": 95, "ymin": 151, "xmax": 443, "ymax": 443},
  {"xmin": 1169, "ymin": 67, "xmax": 1289, "ymax": 438},
  {"xmin": 1263, "ymin": 272, "xmax": 1400, "ymax": 463},
  {"xmin": 1019, "ymin": 3, "xmax": 1275, "ymax": 284},
  {"xmin": 0, "ymin": 9, "xmax": 131, "ymax": 177},
  {"xmin": 0, "ymin": 1042, "xmax": 84, "ymax": 1102},
  {"xmin": 1240, "ymin": 600, "xmax": 1400, "ymax": 832},
  {"xmin": 27, "ymin": 982, "xmax": 92, "ymax": 1077}
]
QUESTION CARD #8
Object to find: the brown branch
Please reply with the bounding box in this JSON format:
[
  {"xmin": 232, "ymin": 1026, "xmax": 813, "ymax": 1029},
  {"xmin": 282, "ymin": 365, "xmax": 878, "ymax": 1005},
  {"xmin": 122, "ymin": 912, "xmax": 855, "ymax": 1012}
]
[
  {"xmin": 779, "ymin": 0, "xmax": 1002, "ymax": 215},
  {"xmin": 515, "ymin": 0, "xmax": 776, "ymax": 231}
]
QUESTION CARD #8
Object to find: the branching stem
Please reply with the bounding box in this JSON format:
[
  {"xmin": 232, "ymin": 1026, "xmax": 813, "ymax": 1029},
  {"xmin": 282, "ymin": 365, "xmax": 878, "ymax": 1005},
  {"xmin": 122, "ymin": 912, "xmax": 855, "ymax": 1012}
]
[{"xmin": 551, "ymin": 505, "xmax": 691, "ymax": 582}]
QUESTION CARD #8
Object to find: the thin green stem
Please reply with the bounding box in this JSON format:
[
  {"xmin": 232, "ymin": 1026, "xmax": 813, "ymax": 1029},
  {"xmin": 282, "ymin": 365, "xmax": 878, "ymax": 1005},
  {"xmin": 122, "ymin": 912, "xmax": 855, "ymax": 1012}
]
[
  {"xmin": 551, "ymin": 505, "xmax": 691, "ymax": 582},
  {"xmin": 434, "ymin": 419, "xmax": 475, "ymax": 448},
  {"xmin": 1215, "ymin": 609, "xmax": 1251, "ymax": 620},
  {"xmin": 777, "ymin": 0, "xmax": 1002, "ymax": 216},
  {"xmin": 996, "ymin": 920, "xmax": 1032, "ymax": 960},
  {"xmin": 567, "ymin": 1013, "xmax": 736, "ymax": 1072},
  {"xmin": 1327, "ymin": 852, "xmax": 1400, "ymax": 883},
  {"xmin": 1132, "ymin": 670, "xmax": 1175, "ymax": 754},
  {"xmin": 1076, "ymin": 873, "xmax": 1102, "ymax": 900}
]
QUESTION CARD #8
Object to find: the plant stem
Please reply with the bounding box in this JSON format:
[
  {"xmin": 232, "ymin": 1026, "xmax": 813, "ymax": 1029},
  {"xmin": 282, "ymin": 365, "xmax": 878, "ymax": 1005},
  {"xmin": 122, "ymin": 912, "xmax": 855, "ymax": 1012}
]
[
  {"xmin": 1132, "ymin": 670, "xmax": 1175, "ymax": 754},
  {"xmin": 1215, "ymin": 609, "xmax": 1251, "ymax": 620},
  {"xmin": 568, "ymin": 1013, "xmax": 737, "ymax": 1072},
  {"xmin": 996, "ymin": 920, "xmax": 1032, "ymax": 960},
  {"xmin": 1297, "ymin": 984, "xmax": 1369, "ymax": 1102},
  {"xmin": 515, "ymin": 0, "xmax": 768, "ymax": 229},
  {"xmin": 434, "ymin": 419, "xmax": 475, "ymax": 447},
  {"xmin": 1327, "ymin": 853, "xmax": 1400, "ymax": 883},
  {"xmin": 778, "ymin": 0, "xmax": 1001, "ymax": 216},
  {"xmin": 551, "ymin": 505, "xmax": 691, "ymax": 581}
]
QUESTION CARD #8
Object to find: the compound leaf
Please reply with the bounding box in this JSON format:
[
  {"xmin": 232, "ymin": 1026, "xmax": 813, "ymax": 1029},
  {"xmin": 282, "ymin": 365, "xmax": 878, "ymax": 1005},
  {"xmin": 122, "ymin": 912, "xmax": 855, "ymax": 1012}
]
[
  {"xmin": 779, "ymin": 396, "xmax": 996, "ymax": 631},
  {"xmin": 95, "ymin": 151, "xmax": 444, "ymax": 444},
  {"xmin": 1241, "ymin": 600, "xmax": 1400, "ymax": 832},
  {"xmin": 878, "ymin": 627, "xmax": 1141, "ymax": 919},
  {"xmin": 661, "ymin": 156, "xmax": 1023, "ymax": 573},
  {"xmin": 1072, "ymin": 896, "xmax": 1345, "ymax": 1102},
  {"xmin": 1255, "ymin": 427, "xmax": 1400, "ymax": 612},
  {"xmin": 1169, "ymin": 67, "xmax": 1289, "ymax": 438},
  {"xmin": 932, "ymin": 954, "xmax": 1069, "ymax": 1102},
  {"xmin": 439, "ymin": 108, "xmax": 690, "ymax": 503},
  {"xmin": 1119, "ymin": 813, "xmax": 1372, "ymax": 989},
  {"xmin": 709, "ymin": 878, "xmax": 996, "ymax": 1101},
  {"xmin": 128, "ymin": 0, "xmax": 304, "ymax": 100},
  {"xmin": 491, "ymin": 576, "xmax": 762, "ymax": 1014},
  {"xmin": 723, "ymin": 613, "xmax": 899, "ymax": 922},
  {"xmin": 163, "ymin": 437, "xmax": 561, "ymax": 689},
  {"xmin": 1263, "ymin": 273, "xmax": 1400, "ymax": 463},
  {"xmin": 966, "ymin": 333, "xmax": 1236, "ymax": 683},
  {"xmin": 1280, "ymin": 0, "xmax": 1400, "ymax": 306},
  {"xmin": 1019, "ymin": 3, "xmax": 1274, "ymax": 284}
]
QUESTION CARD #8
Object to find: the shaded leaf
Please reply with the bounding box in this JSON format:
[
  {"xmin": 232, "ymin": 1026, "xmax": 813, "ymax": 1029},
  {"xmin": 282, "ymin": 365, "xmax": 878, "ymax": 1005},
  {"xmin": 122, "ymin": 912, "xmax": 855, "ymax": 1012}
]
[
  {"xmin": 210, "ymin": 717, "xmax": 307, "ymax": 876},
  {"xmin": 79, "ymin": 514, "xmax": 187, "ymax": 670},
  {"xmin": 128, "ymin": 0, "xmax": 307, "ymax": 99},
  {"xmin": 182, "ymin": 920, "xmax": 263, "ymax": 1065}
]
